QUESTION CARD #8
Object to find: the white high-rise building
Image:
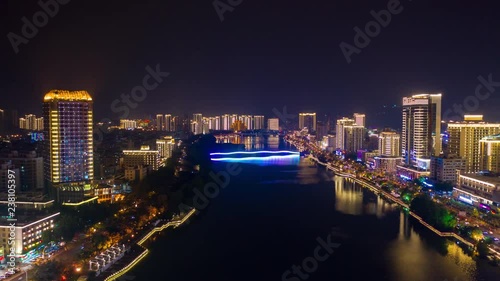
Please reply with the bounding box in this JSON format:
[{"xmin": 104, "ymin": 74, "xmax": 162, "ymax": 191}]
[
  {"xmin": 268, "ymin": 118, "xmax": 279, "ymax": 131},
  {"xmin": 353, "ymin": 113, "xmax": 366, "ymax": 127},
  {"xmin": 240, "ymin": 115, "xmax": 253, "ymax": 130},
  {"xmin": 19, "ymin": 114, "xmax": 44, "ymax": 131},
  {"xmin": 192, "ymin": 113, "xmax": 203, "ymax": 134},
  {"xmin": 214, "ymin": 116, "xmax": 221, "ymax": 130},
  {"xmin": 254, "ymin": 115, "xmax": 265, "ymax": 130},
  {"xmin": 222, "ymin": 114, "xmax": 231, "ymax": 130},
  {"xmin": 336, "ymin": 117, "xmax": 355, "ymax": 150},
  {"xmin": 378, "ymin": 131, "xmax": 401, "ymax": 157},
  {"xmin": 402, "ymin": 94, "xmax": 442, "ymax": 167},
  {"xmin": 156, "ymin": 137, "xmax": 176, "ymax": 159}
]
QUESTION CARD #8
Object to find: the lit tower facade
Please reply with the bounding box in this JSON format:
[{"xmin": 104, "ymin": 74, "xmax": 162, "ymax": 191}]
[
  {"xmin": 378, "ymin": 131, "xmax": 401, "ymax": 157},
  {"xmin": 164, "ymin": 114, "xmax": 172, "ymax": 131},
  {"xmin": 253, "ymin": 115, "xmax": 265, "ymax": 130},
  {"xmin": 353, "ymin": 113, "xmax": 366, "ymax": 127},
  {"xmin": 156, "ymin": 114, "xmax": 164, "ymax": 131},
  {"xmin": 401, "ymin": 94, "xmax": 442, "ymax": 167},
  {"xmin": 336, "ymin": 117, "xmax": 355, "ymax": 150},
  {"xmin": 43, "ymin": 90, "xmax": 95, "ymax": 203},
  {"xmin": 299, "ymin": 113, "xmax": 317, "ymax": 132},
  {"xmin": 448, "ymin": 115, "xmax": 500, "ymax": 173}
]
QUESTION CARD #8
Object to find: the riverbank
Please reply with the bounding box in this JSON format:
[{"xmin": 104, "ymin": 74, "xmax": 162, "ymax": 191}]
[
  {"xmin": 95, "ymin": 208, "xmax": 197, "ymax": 281},
  {"xmin": 306, "ymin": 155, "xmax": 487, "ymax": 251}
]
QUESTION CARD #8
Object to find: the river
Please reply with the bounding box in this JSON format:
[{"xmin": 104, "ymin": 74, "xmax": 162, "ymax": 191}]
[{"xmin": 129, "ymin": 136, "xmax": 500, "ymax": 281}]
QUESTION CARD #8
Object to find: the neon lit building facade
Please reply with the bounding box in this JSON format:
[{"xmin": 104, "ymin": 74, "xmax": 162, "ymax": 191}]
[
  {"xmin": 448, "ymin": 115, "xmax": 500, "ymax": 173},
  {"xmin": 401, "ymin": 94, "xmax": 442, "ymax": 168},
  {"xmin": 43, "ymin": 90, "xmax": 95, "ymax": 203}
]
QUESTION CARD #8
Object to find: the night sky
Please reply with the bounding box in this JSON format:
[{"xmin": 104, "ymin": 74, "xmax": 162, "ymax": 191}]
[{"xmin": 2, "ymin": 0, "xmax": 500, "ymax": 128}]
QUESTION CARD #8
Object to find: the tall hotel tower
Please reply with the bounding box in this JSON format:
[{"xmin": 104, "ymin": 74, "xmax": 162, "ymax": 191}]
[
  {"xmin": 401, "ymin": 94, "xmax": 442, "ymax": 168},
  {"xmin": 43, "ymin": 90, "xmax": 94, "ymax": 203}
]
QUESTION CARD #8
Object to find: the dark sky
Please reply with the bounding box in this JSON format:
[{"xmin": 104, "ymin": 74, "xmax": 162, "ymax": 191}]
[{"xmin": 2, "ymin": 0, "xmax": 500, "ymax": 128}]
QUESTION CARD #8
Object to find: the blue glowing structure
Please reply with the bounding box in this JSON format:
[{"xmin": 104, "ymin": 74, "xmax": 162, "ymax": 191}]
[{"xmin": 210, "ymin": 150, "xmax": 300, "ymax": 166}]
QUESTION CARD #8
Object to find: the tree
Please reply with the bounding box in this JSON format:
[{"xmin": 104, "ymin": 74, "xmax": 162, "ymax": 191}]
[
  {"xmin": 32, "ymin": 260, "xmax": 63, "ymax": 281},
  {"xmin": 477, "ymin": 240, "xmax": 490, "ymax": 258},
  {"xmin": 471, "ymin": 228, "xmax": 484, "ymax": 242},
  {"xmin": 472, "ymin": 208, "xmax": 479, "ymax": 218}
]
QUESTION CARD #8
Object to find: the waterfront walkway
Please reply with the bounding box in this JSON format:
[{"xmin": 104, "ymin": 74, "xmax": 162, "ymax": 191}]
[
  {"xmin": 307, "ymin": 154, "xmax": 475, "ymax": 248},
  {"xmin": 95, "ymin": 208, "xmax": 197, "ymax": 281}
]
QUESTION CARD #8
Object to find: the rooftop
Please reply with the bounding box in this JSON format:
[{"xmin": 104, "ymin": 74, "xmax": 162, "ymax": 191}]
[
  {"xmin": 44, "ymin": 90, "xmax": 92, "ymax": 101},
  {"xmin": 0, "ymin": 212, "xmax": 59, "ymax": 228},
  {"xmin": 459, "ymin": 173, "xmax": 500, "ymax": 185},
  {"xmin": 481, "ymin": 134, "xmax": 500, "ymax": 141}
]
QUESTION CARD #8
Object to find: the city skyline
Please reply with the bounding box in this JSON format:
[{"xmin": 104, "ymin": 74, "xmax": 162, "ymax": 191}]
[
  {"xmin": 3, "ymin": 1, "xmax": 500, "ymax": 280},
  {"xmin": 3, "ymin": 1, "xmax": 500, "ymax": 127}
]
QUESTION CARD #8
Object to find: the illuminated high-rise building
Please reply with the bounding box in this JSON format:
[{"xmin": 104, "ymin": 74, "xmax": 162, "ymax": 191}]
[
  {"xmin": 171, "ymin": 116, "xmax": 181, "ymax": 132},
  {"xmin": 19, "ymin": 114, "xmax": 44, "ymax": 131},
  {"xmin": 353, "ymin": 113, "xmax": 366, "ymax": 127},
  {"xmin": 253, "ymin": 115, "xmax": 265, "ymax": 130},
  {"xmin": 156, "ymin": 114, "xmax": 164, "ymax": 131},
  {"xmin": 230, "ymin": 114, "xmax": 238, "ymax": 127},
  {"xmin": 222, "ymin": 114, "xmax": 231, "ymax": 130},
  {"xmin": 120, "ymin": 119, "xmax": 137, "ymax": 130},
  {"xmin": 36, "ymin": 117, "xmax": 44, "ymax": 131},
  {"xmin": 479, "ymin": 134, "xmax": 500, "ymax": 173},
  {"xmin": 214, "ymin": 116, "xmax": 221, "ymax": 130},
  {"xmin": 192, "ymin": 113, "xmax": 203, "ymax": 134},
  {"xmin": 378, "ymin": 131, "xmax": 401, "ymax": 157},
  {"xmin": 240, "ymin": 115, "xmax": 253, "ymax": 130},
  {"xmin": 43, "ymin": 90, "xmax": 94, "ymax": 203},
  {"xmin": 156, "ymin": 137, "xmax": 176, "ymax": 159},
  {"xmin": 299, "ymin": 113, "xmax": 316, "ymax": 132},
  {"xmin": 268, "ymin": 118, "xmax": 279, "ymax": 131},
  {"xmin": 448, "ymin": 115, "xmax": 500, "ymax": 173},
  {"xmin": 344, "ymin": 125, "xmax": 364, "ymax": 152},
  {"xmin": 164, "ymin": 114, "xmax": 172, "ymax": 132},
  {"xmin": 336, "ymin": 117, "xmax": 355, "ymax": 150},
  {"xmin": 123, "ymin": 145, "xmax": 159, "ymax": 170},
  {"xmin": 401, "ymin": 94, "xmax": 442, "ymax": 167}
]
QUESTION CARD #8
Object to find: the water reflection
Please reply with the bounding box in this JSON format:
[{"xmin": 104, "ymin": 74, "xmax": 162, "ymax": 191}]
[
  {"xmin": 333, "ymin": 176, "xmax": 397, "ymax": 217},
  {"xmin": 211, "ymin": 151, "xmax": 300, "ymax": 166},
  {"xmin": 387, "ymin": 213, "xmax": 477, "ymax": 281},
  {"xmin": 334, "ymin": 175, "xmax": 480, "ymax": 281},
  {"xmin": 215, "ymin": 135, "xmax": 280, "ymax": 151}
]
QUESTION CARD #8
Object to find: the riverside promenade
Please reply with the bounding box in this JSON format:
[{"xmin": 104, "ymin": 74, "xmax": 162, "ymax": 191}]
[
  {"xmin": 95, "ymin": 208, "xmax": 197, "ymax": 281},
  {"xmin": 308, "ymin": 154, "xmax": 475, "ymax": 248}
]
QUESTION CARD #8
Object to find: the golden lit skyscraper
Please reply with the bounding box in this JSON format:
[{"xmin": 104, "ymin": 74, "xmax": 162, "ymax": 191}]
[
  {"xmin": 378, "ymin": 131, "xmax": 401, "ymax": 157},
  {"xmin": 43, "ymin": 90, "xmax": 94, "ymax": 203},
  {"xmin": 479, "ymin": 134, "xmax": 500, "ymax": 173},
  {"xmin": 448, "ymin": 115, "xmax": 500, "ymax": 173},
  {"xmin": 299, "ymin": 113, "xmax": 316, "ymax": 132}
]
